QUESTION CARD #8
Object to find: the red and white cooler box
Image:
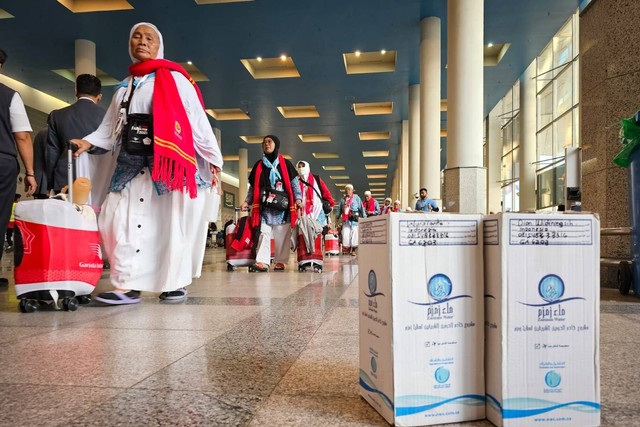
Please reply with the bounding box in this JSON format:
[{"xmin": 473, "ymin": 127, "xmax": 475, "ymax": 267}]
[{"xmin": 14, "ymin": 199, "xmax": 103, "ymax": 298}]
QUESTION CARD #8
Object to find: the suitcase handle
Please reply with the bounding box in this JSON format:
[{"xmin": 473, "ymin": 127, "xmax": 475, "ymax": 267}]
[{"xmin": 66, "ymin": 141, "xmax": 79, "ymax": 205}]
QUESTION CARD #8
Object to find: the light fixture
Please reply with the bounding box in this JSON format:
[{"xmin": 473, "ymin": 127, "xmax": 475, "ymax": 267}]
[
  {"xmin": 257, "ymin": 56, "xmax": 262, "ymax": 62},
  {"xmin": 381, "ymin": 49, "xmax": 386, "ymax": 55},
  {"xmin": 487, "ymin": 42, "xmax": 494, "ymax": 47},
  {"xmin": 187, "ymin": 60, "xmax": 192, "ymax": 65},
  {"xmin": 355, "ymin": 50, "xmax": 361, "ymax": 57},
  {"xmin": 280, "ymin": 54, "xmax": 287, "ymax": 61}
]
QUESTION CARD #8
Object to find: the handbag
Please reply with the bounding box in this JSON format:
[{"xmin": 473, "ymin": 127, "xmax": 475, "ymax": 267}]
[
  {"xmin": 300, "ymin": 176, "xmax": 332, "ymax": 214},
  {"xmin": 122, "ymin": 113, "xmax": 154, "ymax": 156},
  {"xmin": 260, "ymin": 187, "xmax": 289, "ymax": 211}
]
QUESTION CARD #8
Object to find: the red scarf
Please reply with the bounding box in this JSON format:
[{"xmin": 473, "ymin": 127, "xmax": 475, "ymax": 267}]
[
  {"xmin": 382, "ymin": 205, "xmax": 391, "ymax": 214},
  {"xmin": 250, "ymin": 155, "xmax": 298, "ymax": 228},
  {"xmin": 299, "ymin": 174, "xmax": 315, "ymax": 216},
  {"xmin": 341, "ymin": 195, "xmax": 354, "ymax": 222},
  {"xmin": 364, "ymin": 198, "xmax": 376, "ymax": 213},
  {"xmin": 129, "ymin": 59, "xmax": 204, "ymax": 198}
]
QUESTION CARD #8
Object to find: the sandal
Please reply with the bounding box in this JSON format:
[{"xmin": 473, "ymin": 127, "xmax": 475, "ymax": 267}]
[
  {"xmin": 159, "ymin": 287, "xmax": 188, "ymax": 302},
  {"xmin": 94, "ymin": 290, "xmax": 141, "ymax": 305},
  {"xmin": 250, "ymin": 262, "xmax": 269, "ymax": 272},
  {"xmin": 274, "ymin": 263, "xmax": 286, "ymax": 271}
]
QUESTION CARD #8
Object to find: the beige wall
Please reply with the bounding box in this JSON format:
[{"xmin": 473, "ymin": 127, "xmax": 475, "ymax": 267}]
[{"xmin": 580, "ymin": 0, "xmax": 640, "ymax": 286}]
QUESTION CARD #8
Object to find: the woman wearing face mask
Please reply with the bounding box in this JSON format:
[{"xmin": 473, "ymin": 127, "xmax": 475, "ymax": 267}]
[
  {"xmin": 338, "ymin": 184, "xmax": 365, "ymax": 256},
  {"xmin": 240, "ymin": 135, "xmax": 302, "ymax": 272},
  {"xmin": 291, "ymin": 161, "xmax": 335, "ymax": 271},
  {"xmin": 71, "ymin": 22, "xmax": 223, "ymax": 304}
]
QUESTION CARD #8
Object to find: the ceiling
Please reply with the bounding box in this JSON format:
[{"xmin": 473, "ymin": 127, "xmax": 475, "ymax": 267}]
[{"xmin": 0, "ymin": 0, "xmax": 580, "ymax": 201}]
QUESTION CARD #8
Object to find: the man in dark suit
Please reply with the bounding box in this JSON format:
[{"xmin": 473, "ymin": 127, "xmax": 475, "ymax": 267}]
[{"xmin": 46, "ymin": 74, "xmax": 105, "ymax": 195}]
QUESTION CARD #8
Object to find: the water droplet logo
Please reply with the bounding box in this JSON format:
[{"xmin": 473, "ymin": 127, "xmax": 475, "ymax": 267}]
[
  {"xmin": 368, "ymin": 270, "xmax": 377, "ymax": 295},
  {"xmin": 539, "ymin": 274, "xmax": 565, "ymax": 303},
  {"xmin": 434, "ymin": 367, "xmax": 450, "ymax": 384},
  {"xmin": 545, "ymin": 370, "xmax": 561, "ymax": 388},
  {"xmin": 371, "ymin": 356, "xmax": 377, "ymax": 374},
  {"xmin": 428, "ymin": 274, "xmax": 452, "ymax": 301}
]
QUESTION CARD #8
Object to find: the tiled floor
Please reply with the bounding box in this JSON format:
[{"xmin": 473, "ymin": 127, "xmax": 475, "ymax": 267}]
[{"xmin": 0, "ymin": 247, "xmax": 638, "ymax": 426}]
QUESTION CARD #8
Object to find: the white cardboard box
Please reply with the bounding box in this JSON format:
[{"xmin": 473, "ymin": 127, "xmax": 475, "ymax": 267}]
[
  {"xmin": 484, "ymin": 212, "xmax": 600, "ymax": 427},
  {"xmin": 358, "ymin": 213, "xmax": 485, "ymax": 426}
]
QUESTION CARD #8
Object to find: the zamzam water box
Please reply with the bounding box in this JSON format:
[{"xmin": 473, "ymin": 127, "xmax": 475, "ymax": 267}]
[
  {"xmin": 484, "ymin": 213, "xmax": 600, "ymax": 427},
  {"xmin": 358, "ymin": 213, "xmax": 485, "ymax": 426}
]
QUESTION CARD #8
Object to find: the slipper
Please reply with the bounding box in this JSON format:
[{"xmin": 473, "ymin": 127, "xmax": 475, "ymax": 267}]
[
  {"xmin": 94, "ymin": 290, "xmax": 141, "ymax": 305},
  {"xmin": 274, "ymin": 263, "xmax": 286, "ymax": 271},
  {"xmin": 159, "ymin": 287, "xmax": 188, "ymax": 302}
]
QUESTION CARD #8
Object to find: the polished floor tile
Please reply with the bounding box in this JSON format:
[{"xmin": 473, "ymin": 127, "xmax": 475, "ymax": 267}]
[{"xmin": 0, "ymin": 249, "xmax": 639, "ymax": 426}]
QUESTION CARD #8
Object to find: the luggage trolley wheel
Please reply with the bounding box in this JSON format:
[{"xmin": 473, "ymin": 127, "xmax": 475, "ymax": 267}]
[
  {"xmin": 227, "ymin": 263, "xmax": 237, "ymax": 271},
  {"xmin": 62, "ymin": 297, "xmax": 79, "ymax": 312},
  {"xmin": 313, "ymin": 265, "xmax": 322, "ymax": 273},
  {"xmin": 618, "ymin": 261, "xmax": 632, "ymax": 295},
  {"xmin": 18, "ymin": 299, "xmax": 38, "ymax": 313},
  {"xmin": 77, "ymin": 295, "xmax": 91, "ymax": 305},
  {"xmin": 298, "ymin": 265, "xmax": 306, "ymax": 272}
]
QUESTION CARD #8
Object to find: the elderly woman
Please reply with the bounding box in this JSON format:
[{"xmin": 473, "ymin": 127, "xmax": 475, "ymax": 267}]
[
  {"xmin": 240, "ymin": 135, "xmax": 302, "ymax": 272},
  {"xmin": 338, "ymin": 184, "xmax": 365, "ymax": 256},
  {"xmin": 72, "ymin": 23, "xmax": 223, "ymax": 304},
  {"xmin": 380, "ymin": 197, "xmax": 392, "ymax": 214},
  {"xmin": 392, "ymin": 199, "xmax": 402, "ymax": 212},
  {"xmin": 291, "ymin": 160, "xmax": 334, "ymax": 227}
]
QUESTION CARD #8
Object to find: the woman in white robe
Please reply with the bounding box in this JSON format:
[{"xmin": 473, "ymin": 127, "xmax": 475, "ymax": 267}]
[{"xmin": 71, "ymin": 22, "xmax": 223, "ymax": 304}]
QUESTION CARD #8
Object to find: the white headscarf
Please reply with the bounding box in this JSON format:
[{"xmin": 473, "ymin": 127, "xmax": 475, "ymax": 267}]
[
  {"xmin": 297, "ymin": 160, "xmax": 310, "ymax": 180},
  {"xmin": 129, "ymin": 22, "xmax": 164, "ymax": 63}
]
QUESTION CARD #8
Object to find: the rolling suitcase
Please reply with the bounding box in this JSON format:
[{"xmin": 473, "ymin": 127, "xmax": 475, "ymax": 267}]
[
  {"xmin": 225, "ymin": 209, "xmax": 256, "ymax": 271},
  {"xmin": 296, "ymin": 211, "xmax": 323, "ymax": 272},
  {"xmin": 324, "ymin": 232, "xmax": 339, "ymax": 256},
  {"xmin": 14, "ymin": 145, "xmax": 103, "ymax": 313}
]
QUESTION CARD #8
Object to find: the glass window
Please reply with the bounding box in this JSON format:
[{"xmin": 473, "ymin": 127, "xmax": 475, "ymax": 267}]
[
  {"xmin": 503, "ymin": 184, "xmax": 514, "ymax": 212},
  {"xmin": 553, "ymin": 20, "xmax": 573, "ymax": 68},
  {"xmin": 537, "ymin": 43, "xmax": 553, "ymax": 92},
  {"xmin": 537, "ymin": 127, "xmax": 553, "ymax": 169},
  {"xmin": 513, "ymin": 115, "xmax": 520, "ymax": 149},
  {"xmin": 554, "ymin": 65, "xmax": 573, "ymax": 117},
  {"xmin": 513, "ymin": 181, "xmax": 520, "ymax": 212},
  {"xmin": 513, "ymin": 147, "xmax": 520, "ymax": 179},
  {"xmin": 503, "ymin": 122, "xmax": 513, "ymax": 155},
  {"xmin": 538, "ymin": 85, "xmax": 553, "ymax": 129},
  {"xmin": 502, "ymin": 152, "xmax": 513, "ymax": 182},
  {"xmin": 554, "ymin": 112, "xmax": 573, "ymax": 157}
]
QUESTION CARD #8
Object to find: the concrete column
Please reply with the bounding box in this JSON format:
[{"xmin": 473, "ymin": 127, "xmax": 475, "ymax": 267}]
[
  {"xmin": 401, "ymin": 119, "xmax": 410, "ymax": 208},
  {"xmin": 239, "ymin": 148, "xmax": 249, "ymax": 209},
  {"xmin": 420, "ymin": 17, "xmax": 442, "ymax": 205},
  {"xmin": 487, "ymin": 103, "xmax": 502, "ymax": 213},
  {"xmin": 75, "ymin": 39, "xmax": 96, "ymax": 77},
  {"xmin": 519, "ymin": 62, "xmax": 537, "ymax": 211},
  {"xmin": 409, "ymin": 85, "xmax": 420, "ymax": 205},
  {"xmin": 443, "ymin": 0, "xmax": 486, "ymax": 213}
]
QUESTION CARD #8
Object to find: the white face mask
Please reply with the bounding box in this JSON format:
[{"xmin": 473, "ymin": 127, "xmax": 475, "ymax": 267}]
[{"xmin": 297, "ymin": 163, "xmax": 310, "ymax": 177}]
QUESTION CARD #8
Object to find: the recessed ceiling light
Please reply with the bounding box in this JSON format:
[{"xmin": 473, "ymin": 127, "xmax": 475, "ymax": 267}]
[
  {"xmin": 369, "ymin": 182, "xmax": 386, "ymax": 187},
  {"xmin": 322, "ymin": 166, "xmax": 346, "ymax": 171},
  {"xmin": 240, "ymin": 136, "xmax": 263, "ymax": 144},
  {"xmin": 329, "ymin": 175, "xmax": 350, "ymax": 180},
  {"xmin": 240, "ymin": 56, "xmax": 300, "ymax": 79},
  {"xmin": 362, "ymin": 150, "xmax": 389, "ymax": 157},
  {"xmin": 187, "ymin": 61, "xmax": 193, "ymax": 65},
  {"xmin": 365, "ymin": 164, "xmax": 388, "ymax": 170},
  {"xmin": 298, "ymin": 134, "xmax": 331, "ymax": 142},
  {"xmin": 367, "ymin": 174, "xmax": 387, "ymax": 179},
  {"xmin": 359, "ymin": 131, "xmax": 390, "ymax": 141},
  {"xmin": 257, "ymin": 56, "xmax": 262, "ymax": 62},
  {"xmin": 355, "ymin": 50, "xmax": 361, "ymax": 57},
  {"xmin": 277, "ymin": 105, "xmax": 320, "ymax": 118},
  {"xmin": 343, "ymin": 50, "xmax": 397, "ymax": 74},
  {"xmin": 352, "ymin": 102, "xmax": 393, "ymax": 116},
  {"xmin": 206, "ymin": 108, "xmax": 250, "ymax": 120},
  {"xmin": 0, "ymin": 8, "xmax": 14, "ymax": 18},
  {"xmin": 57, "ymin": 0, "xmax": 133, "ymax": 13},
  {"xmin": 280, "ymin": 54, "xmax": 287, "ymax": 61},
  {"xmin": 381, "ymin": 49, "xmax": 386, "ymax": 55},
  {"xmin": 313, "ymin": 153, "xmax": 339, "ymax": 159},
  {"xmin": 484, "ymin": 43, "xmax": 511, "ymax": 66},
  {"xmin": 223, "ymin": 155, "xmax": 240, "ymax": 161},
  {"xmin": 487, "ymin": 43, "xmax": 493, "ymax": 48},
  {"xmin": 335, "ymin": 183, "xmax": 348, "ymax": 187}
]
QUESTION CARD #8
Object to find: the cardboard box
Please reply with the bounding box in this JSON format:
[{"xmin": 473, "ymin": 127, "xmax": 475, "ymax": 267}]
[
  {"xmin": 358, "ymin": 213, "xmax": 485, "ymax": 426},
  {"xmin": 484, "ymin": 213, "xmax": 600, "ymax": 427}
]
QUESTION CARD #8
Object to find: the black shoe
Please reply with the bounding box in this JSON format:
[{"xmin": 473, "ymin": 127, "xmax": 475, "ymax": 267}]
[
  {"xmin": 94, "ymin": 290, "xmax": 141, "ymax": 305},
  {"xmin": 159, "ymin": 287, "xmax": 188, "ymax": 302}
]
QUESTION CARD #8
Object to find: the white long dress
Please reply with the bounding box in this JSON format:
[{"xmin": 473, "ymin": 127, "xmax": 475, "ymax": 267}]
[{"xmin": 83, "ymin": 72, "xmax": 223, "ymax": 292}]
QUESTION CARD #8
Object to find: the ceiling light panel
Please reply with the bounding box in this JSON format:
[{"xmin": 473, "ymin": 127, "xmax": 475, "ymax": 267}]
[
  {"xmin": 240, "ymin": 136, "xmax": 263, "ymax": 144},
  {"xmin": 343, "ymin": 50, "xmax": 397, "ymax": 74},
  {"xmin": 365, "ymin": 164, "xmax": 388, "ymax": 170},
  {"xmin": 313, "ymin": 153, "xmax": 339, "ymax": 159},
  {"xmin": 484, "ymin": 43, "xmax": 511, "ymax": 66},
  {"xmin": 359, "ymin": 131, "xmax": 390, "ymax": 140},
  {"xmin": 195, "ymin": 0, "xmax": 254, "ymax": 3},
  {"xmin": 322, "ymin": 166, "xmax": 346, "ymax": 171},
  {"xmin": 277, "ymin": 105, "xmax": 319, "ymax": 118},
  {"xmin": 206, "ymin": 109, "xmax": 250, "ymax": 120},
  {"xmin": 0, "ymin": 8, "xmax": 14, "ymax": 18},
  {"xmin": 352, "ymin": 102, "xmax": 393, "ymax": 116},
  {"xmin": 240, "ymin": 56, "xmax": 300, "ymax": 79},
  {"xmin": 362, "ymin": 150, "xmax": 389, "ymax": 157},
  {"xmin": 223, "ymin": 155, "xmax": 239, "ymax": 161},
  {"xmin": 329, "ymin": 175, "xmax": 350, "ymax": 180},
  {"xmin": 367, "ymin": 174, "xmax": 387, "ymax": 179},
  {"xmin": 179, "ymin": 62, "xmax": 209, "ymax": 82},
  {"xmin": 57, "ymin": 0, "xmax": 133, "ymax": 13},
  {"xmin": 52, "ymin": 67, "xmax": 118, "ymax": 86},
  {"xmin": 298, "ymin": 134, "xmax": 331, "ymax": 143}
]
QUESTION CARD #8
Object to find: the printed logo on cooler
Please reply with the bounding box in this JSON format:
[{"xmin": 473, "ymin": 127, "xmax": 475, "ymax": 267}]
[
  {"xmin": 371, "ymin": 356, "xmax": 377, "ymax": 374},
  {"xmin": 363, "ymin": 270, "xmax": 384, "ymax": 313},
  {"xmin": 409, "ymin": 274, "xmax": 471, "ymax": 319},
  {"xmin": 434, "ymin": 367, "xmax": 450, "ymax": 384},
  {"xmin": 545, "ymin": 370, "xmax": 562, "ymax": 388},
  {"xmin": 519, "ymin": 274, "xmax": 585, "ymax": 321}
]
